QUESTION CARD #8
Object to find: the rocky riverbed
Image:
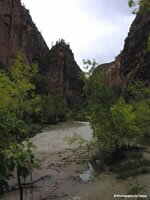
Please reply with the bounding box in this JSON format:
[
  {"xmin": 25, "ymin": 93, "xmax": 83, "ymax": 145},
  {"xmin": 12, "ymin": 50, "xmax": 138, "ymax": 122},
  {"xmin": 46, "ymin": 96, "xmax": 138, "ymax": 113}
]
[{"xmin": 4, "ymin": 121, "xmax": 150, "ymax": 200}]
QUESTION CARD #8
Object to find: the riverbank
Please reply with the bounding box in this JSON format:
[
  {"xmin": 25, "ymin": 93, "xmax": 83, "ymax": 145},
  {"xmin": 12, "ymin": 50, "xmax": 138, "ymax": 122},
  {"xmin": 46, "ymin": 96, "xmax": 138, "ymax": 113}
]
[{"xmin": 4, "ymin": 121, "xmax": 150, "ymax": 200}]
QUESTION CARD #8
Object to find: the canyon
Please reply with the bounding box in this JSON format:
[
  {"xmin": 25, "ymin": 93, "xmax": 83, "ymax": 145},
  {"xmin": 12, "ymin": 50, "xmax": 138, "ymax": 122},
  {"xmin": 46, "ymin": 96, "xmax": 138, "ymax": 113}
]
[
  {"xmin": 0, "ymin": 1, "xmax": 149, "ymax": 97},
  {"xmin": 0, "ymin": 1, "xmax": 150, "ymax": 200},
  {"xmin": 96, "ymin": 11, "xmax": 150, "ymax": 92}
]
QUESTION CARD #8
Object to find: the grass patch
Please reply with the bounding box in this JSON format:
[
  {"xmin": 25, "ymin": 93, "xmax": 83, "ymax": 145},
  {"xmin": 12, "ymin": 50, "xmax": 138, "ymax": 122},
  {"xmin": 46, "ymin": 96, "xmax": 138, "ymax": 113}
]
[
  {"xmin": 128, "ymin": 185, "xmax": 144, "ymax": 195},
  {"xmin": 128, "ymin": 185, "xmax": 147, "ymax": 200}
]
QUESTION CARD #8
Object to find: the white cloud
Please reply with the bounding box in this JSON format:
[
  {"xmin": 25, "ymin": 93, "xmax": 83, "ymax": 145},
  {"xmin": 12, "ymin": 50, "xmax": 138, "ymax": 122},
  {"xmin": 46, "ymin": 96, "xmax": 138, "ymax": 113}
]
[{"xmin": 21, "ymin": 0, "xmax": 135, "ymax": 69}]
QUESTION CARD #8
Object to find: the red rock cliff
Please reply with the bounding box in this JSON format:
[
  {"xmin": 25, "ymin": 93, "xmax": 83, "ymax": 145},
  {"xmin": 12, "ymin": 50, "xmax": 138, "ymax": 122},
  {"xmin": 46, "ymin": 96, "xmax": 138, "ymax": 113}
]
[
  {"xmin": 0, "ymin": 0, "xmax": 83, "ymax": 104},
  {"xmin": 95, "ymin": 54, "xmax": 122, "ymax": 94},
  {"xmin": 96, "ymin": 11, "xmax": 150, "ymax": 93},
  {"xmin": 0, "ymin": 0, "xmax": 49, "ymax": 72},
  {"xmin": 48, "ymin": 41, "xmax": 84, "ymax": 104},
  {"xmin": 120, "ymin": 11, "xmax": 150, "ymax": 88}
]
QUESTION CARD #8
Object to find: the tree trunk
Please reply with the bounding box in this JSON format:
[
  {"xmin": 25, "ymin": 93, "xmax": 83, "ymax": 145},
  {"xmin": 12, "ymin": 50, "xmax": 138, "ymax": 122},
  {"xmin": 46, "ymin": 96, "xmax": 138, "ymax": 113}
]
[{"xmin": 17, "ymin": 167, "xmax": 23, "ymax": 200}]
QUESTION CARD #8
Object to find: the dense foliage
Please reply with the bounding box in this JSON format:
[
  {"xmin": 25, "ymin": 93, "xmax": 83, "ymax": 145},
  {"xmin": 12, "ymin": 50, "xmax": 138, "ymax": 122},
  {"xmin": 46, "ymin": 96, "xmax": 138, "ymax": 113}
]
[
  {"xmin": 0, "ymin": 52, "xmax": 72, "ymax": 198},
  {"xmin": 127, "ymin": 80, "xmax": 150, "ymax": 137},
  {"xmin": 41, "ymin": 93, "xmax": 68, "ymax": 124},
  {"xmin": 0, "ymin": 53, "xmax": 40, "ymax": 198},
  {"xmin": 83, "ymin": 60, "xmax": 149, "ymax": 161},
  {"xmin": 128, "ymin": 0, "xmax": 150, "ymax": 13}
]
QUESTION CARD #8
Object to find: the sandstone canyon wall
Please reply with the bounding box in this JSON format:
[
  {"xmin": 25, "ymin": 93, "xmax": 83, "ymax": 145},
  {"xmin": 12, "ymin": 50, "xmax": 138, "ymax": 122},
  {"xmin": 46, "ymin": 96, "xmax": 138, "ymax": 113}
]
[
  {"xmin": 0, "ymin": 0, "xmax": 49, "ymax": 72},
  {"xmin": 0, "ymin": 0, "xmax": 83, "ymax": 104},
  {"xmin": 96, "ymin": 11, "xmax": 150, "ymax": 92},
  {"xmin": 1, "ymin": 0, "xmax": 149, "ymax": 101},
  {"xmin": 95, "ymin": 54, "xmax": 122, "ymax": 94},
  {"xmin": 48, "ymin": 41, "xmax": 84, "ymax": 104},
  {"xmin": 120, "ymin": 11, "xmax": 150, "ymax": 88}
]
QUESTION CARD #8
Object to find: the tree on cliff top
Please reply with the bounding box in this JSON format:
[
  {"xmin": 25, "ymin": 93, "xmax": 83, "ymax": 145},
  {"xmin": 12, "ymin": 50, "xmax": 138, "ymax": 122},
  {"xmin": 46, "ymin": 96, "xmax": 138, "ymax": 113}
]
[{"xmin": 128, "ymin": 0, "xmax": 150, "ymax": 13}]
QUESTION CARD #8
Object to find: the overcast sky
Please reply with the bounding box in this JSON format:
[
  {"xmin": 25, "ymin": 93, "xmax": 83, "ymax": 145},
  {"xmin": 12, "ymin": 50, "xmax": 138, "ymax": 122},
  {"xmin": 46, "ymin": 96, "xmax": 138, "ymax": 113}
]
[{"xmin": 21, "ymin": 0, "xmax": 135, "ymax": 69}]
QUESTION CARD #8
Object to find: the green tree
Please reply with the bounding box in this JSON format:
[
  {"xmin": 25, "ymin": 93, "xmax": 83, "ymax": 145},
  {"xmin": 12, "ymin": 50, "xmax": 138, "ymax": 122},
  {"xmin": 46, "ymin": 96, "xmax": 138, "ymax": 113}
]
[
  {"xmin": 0, "ymin": 52, "xmax": 41, "ymax": 140},
  {"xmin": 42, "ymin": 94, "xmax": 57, "ymax": 124},
  {"xmin": 128, "ymin": 0, "xmax": 150, "ymax": 13},
  {"xmin": 10, "ymin": 52, "xmax": 41, "ymax": 125},
  {"xmin": 41, "ymin": 93, "xmax": 68, "ymax": 124},
  {"xmin": 83, "ymin": 60, "xmax": 140, "ymax": 157},
  {"xmin": 127, "ymin": 80, "xmax": 150, "ymax": 137},
  {"xmin": 0, "ymin": 52, "xmax": 40, "ymax": 197},
  {"xmin": 3, "ymin": 141, "xmax": 38, "ymax": 200}
]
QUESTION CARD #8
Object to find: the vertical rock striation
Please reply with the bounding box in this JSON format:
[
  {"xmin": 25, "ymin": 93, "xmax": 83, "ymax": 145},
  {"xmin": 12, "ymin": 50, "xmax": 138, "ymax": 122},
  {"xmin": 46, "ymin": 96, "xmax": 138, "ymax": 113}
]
[
  {"xmin": 95, "ymin": 54, "xmax": 122, "ymax": 94},
  {"xmin": 120, "ymin": 11, "xmax": 150, "ymax": 87},
  {"xmin": 95, "ymin": 11, "xmax": 150, "ymax": 93},
  {"xmin": 0, "ymin": 0, "xmax": 49, "ymax": 73},
  {"xmin": 48, "ymin": 41, "xmax": 84, "ymax": 105},
  {"xmin": 0, "ymin": 0, "xmax": 83, "ymax": 104}
]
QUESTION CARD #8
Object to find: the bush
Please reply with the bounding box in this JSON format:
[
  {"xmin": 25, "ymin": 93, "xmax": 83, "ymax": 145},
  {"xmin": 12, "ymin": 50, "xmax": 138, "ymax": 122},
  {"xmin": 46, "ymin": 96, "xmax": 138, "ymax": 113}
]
[
  {"xmin": 111, "ymin": 150, "xmax": 150, "ymax": 178},
  {"xmin": 41, "ymin": 93, "xmax": 69, "ymax": 124},
  {"xmin": 85, "ymin": 72, "xmax": 140, "ymax": 155}
]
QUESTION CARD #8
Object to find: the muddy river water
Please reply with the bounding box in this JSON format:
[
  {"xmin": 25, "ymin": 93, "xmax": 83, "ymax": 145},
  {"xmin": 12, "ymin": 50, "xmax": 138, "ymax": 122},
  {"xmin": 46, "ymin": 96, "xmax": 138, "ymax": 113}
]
[{"xmin": 4, "ymin": 121, "xmax": 150, "ymax": 200}]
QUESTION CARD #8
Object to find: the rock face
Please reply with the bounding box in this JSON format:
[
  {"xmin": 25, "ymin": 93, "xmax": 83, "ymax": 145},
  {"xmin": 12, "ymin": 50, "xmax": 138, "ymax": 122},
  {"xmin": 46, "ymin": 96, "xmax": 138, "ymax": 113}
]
[
  {"xmin": 96, "ymin": 11, "xmax": 150, "ymax": 93},
  {"xmin": 48, "ymin": 41, "xmax": 84, "ymax": 105},
  {"xmin": 120, "ymin": 11, "xmax": 150, "ymax": 88},
  {"xmin": 95, "ymin": 54, "xmax": 122, "ymax": 94},
  {"xmin": 0, "ymin": 0, "xmax": 83, "ymax": 104},
  {"xmin": 0, "ymin": 0, "xmax": 50, "ymax": 73}
]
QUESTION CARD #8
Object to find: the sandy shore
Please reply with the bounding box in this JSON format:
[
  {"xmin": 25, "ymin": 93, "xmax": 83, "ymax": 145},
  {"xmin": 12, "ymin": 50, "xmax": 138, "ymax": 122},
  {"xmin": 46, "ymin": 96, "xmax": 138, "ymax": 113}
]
[{"xmin": 4, "ymin": 121, "xmax": 150, "ymax": 200}]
